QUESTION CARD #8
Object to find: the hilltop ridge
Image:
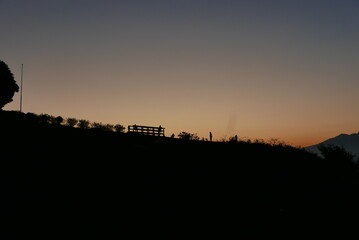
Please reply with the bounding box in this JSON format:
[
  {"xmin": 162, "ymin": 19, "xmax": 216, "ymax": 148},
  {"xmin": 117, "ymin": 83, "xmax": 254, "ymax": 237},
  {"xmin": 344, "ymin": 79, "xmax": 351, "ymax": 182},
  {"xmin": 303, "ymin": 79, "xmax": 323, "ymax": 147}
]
[{"xmin": 1, "ymin": 110, "xmax": 359, "ymax": 238}]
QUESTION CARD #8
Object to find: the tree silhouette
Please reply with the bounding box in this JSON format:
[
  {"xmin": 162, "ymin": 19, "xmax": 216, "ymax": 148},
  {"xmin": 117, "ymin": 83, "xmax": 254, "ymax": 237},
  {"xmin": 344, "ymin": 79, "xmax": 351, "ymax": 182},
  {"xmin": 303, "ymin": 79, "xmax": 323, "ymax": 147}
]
[{"xmin": 0, "ymin": 60, "xmax": 19, "ymax": 109}]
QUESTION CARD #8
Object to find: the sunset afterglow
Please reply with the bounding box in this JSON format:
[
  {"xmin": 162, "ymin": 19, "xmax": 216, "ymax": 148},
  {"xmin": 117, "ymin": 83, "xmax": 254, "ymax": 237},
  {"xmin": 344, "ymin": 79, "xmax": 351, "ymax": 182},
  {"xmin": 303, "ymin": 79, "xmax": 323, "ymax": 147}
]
[{"xmin": 2, "ymin": 0, "xmax": 359, "ymax": 146}]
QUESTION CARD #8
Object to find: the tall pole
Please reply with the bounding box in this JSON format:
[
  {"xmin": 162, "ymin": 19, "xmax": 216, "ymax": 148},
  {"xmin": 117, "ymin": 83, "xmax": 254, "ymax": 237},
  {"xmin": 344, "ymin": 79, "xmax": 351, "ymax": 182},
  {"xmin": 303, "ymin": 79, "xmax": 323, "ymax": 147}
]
[{"xmin": 20, "ymin": 64, "xmax": 23, "ymax": 112}]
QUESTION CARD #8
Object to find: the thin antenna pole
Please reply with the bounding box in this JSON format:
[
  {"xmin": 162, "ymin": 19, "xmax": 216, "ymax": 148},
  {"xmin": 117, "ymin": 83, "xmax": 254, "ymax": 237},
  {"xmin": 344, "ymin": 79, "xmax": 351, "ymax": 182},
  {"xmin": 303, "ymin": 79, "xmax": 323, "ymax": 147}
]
[{"xmin": 20, "ymin": 64, "xmax": 23, "ymax": 112}]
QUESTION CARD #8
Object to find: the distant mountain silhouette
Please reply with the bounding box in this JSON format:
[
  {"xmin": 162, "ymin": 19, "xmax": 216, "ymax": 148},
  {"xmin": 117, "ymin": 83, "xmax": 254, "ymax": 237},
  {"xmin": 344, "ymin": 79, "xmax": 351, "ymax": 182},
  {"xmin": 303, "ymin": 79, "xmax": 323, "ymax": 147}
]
[{"xmin": 306, "ymin": 132, "xmax": 359, "ymax": 157}]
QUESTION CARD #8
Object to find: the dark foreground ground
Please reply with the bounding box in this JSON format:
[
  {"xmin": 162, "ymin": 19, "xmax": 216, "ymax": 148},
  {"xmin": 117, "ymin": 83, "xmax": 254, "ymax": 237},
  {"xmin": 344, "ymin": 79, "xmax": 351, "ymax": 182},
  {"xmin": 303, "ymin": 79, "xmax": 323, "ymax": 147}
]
[{"xmin": 1, "ymin": 111, "xmax": 359, "ymax": 238}]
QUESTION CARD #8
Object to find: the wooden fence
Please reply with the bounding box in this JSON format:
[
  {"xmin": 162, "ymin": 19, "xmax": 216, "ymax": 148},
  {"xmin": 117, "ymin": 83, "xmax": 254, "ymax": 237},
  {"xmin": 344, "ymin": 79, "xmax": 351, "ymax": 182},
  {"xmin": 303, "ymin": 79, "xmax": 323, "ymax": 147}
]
[{"xmin": 128, "ymin": 125, "xmax": 165, "ymax": 137}]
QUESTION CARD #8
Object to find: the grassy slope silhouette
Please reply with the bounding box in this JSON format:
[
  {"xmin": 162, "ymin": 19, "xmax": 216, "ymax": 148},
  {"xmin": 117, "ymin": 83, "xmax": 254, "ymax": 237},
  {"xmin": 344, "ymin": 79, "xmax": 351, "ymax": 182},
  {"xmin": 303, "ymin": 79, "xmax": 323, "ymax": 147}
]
[{"xmin": 1, "ymin": 110, "xmax": 359, "ymax": 238}]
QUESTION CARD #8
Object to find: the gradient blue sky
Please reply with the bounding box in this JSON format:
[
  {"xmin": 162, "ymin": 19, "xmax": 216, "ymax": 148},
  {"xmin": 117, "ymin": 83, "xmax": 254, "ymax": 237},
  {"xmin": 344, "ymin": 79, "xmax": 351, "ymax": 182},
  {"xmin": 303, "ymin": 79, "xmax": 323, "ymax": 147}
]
[{"xmin": 1, "ymin": 0, "xmax": 359, "ymax": 146}]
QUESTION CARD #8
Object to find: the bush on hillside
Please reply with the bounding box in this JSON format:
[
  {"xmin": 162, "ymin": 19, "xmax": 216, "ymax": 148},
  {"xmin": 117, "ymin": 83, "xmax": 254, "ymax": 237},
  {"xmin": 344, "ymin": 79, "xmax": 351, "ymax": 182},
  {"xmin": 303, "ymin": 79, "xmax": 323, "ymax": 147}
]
[
  {"xmin": 66, "ymin": 118, "xmax": 78, "ymax": 127},
  {"xmin": 78, "ymin": 119, "xmax": 90, "ymax": 129},
  {"xmin": 318, "ymin": 144, "xmax": 358, "ymax": 173},
  {"xmin": 178, "ymin": 131, "xmax": 200, "ymax": 141},
  {"xmin": 114, "ymin": 124, "xmax": 125, "ymax": 133}
]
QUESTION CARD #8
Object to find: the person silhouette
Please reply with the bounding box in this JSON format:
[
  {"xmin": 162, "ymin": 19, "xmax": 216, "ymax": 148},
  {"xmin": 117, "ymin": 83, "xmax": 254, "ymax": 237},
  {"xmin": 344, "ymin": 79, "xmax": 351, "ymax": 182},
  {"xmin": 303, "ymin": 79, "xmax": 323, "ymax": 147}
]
[
  {"xmin": 158, "ymin": 125, "xmax": 162, "ymax": 136},
  {"xmin": 209, "ymin": 132, "xmax": 213, "ymax": 142}
]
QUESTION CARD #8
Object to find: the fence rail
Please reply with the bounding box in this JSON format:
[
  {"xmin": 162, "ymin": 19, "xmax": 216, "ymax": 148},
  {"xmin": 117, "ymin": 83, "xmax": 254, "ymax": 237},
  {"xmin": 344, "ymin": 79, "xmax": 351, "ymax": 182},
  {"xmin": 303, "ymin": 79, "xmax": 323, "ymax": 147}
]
[{"xmin": 128, "ymin": 125, "xmax": 165, "ymax": 137}]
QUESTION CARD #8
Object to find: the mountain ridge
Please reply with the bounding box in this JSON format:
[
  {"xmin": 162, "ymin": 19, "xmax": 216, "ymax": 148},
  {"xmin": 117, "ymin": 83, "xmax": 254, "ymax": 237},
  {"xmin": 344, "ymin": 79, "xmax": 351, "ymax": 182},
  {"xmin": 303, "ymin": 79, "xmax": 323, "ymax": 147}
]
[{"xmin": 305, "ymin": 132, "xmax": 359, "ymax": 157}]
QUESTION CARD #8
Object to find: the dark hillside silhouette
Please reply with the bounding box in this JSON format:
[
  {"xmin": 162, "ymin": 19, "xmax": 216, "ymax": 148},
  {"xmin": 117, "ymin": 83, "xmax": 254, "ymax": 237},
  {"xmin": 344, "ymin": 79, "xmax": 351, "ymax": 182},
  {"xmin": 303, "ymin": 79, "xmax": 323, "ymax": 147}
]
[
  {"xmin": 0, "ymin": 60, "xmax": 19, "ymax": 109},
  {"xmin": 1, "ymin": 111, "xmax": 359, "ymax": 238}
]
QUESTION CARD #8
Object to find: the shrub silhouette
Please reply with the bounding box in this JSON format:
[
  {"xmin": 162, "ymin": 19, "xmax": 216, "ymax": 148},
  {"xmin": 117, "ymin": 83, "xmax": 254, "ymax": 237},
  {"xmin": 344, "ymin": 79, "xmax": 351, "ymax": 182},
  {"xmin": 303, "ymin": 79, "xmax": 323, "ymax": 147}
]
[
  {"xmin": 54, "ymin": 116, "xmax": 63, "ymax": 125},
  {"xmin": 103, "ymin": 124, "xmax": 114, "ymax": 131},
  {"xmin": 90, "ymin": 122, "xmax": 115, "ymax": 131},
  {"xmin": 91, "ymin": 122, "xmax": 103, "ymax": 129},
  {"xmin": 78, "ymin": 119, "xmax": 90, "ymax": 129},
  {"xmin": 178, "ymin": 131, "xmax": 200, "ymax": 140},
  {"xmin": 318, "ymin": 144, "xmax": 358, "ymax": 170},
  {"xmin": 25, "ymin": 112, "xmax": 39, "ymax": 123},
  {"xmin": 114, "ymin": 124, "xmax": 125, "ymax": 132},
  {"xmin": 48, "ymin": 115, "xmax": 56, "ymax": 124},
  {"xmin": 65, "ymin": 118, "xmax": 78, "ymax": 127},
  {"xmin": 228, "ymin": 135, "xmax": 238, "ymax": 143},
  {"xmin": 39, "ymin": 113, "xmax": 51, "ymax": 124},
  {"xmin": 0, "ymin": 60, "xmax": 19, "ymax": 109}
]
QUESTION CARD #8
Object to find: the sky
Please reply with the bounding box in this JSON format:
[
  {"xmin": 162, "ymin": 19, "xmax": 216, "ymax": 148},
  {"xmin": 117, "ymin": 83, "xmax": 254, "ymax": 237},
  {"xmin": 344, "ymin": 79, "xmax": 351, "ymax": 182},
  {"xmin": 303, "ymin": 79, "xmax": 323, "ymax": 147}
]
[{"xmin": 1, "ymin": 0, "xmax": 359, "ymax": 146}]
